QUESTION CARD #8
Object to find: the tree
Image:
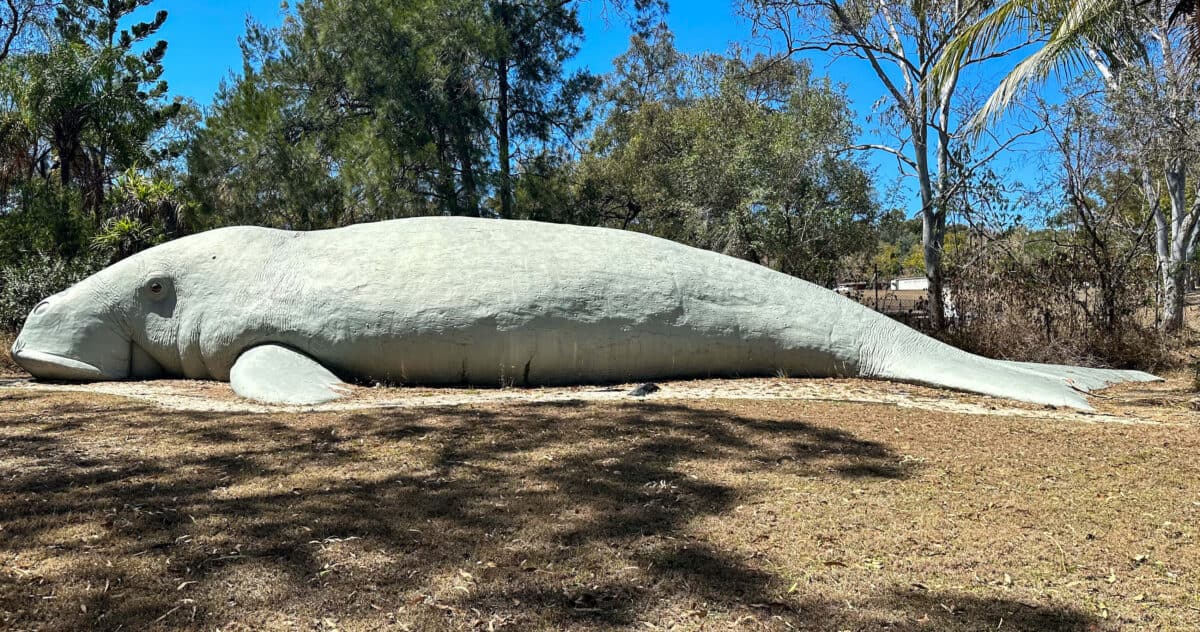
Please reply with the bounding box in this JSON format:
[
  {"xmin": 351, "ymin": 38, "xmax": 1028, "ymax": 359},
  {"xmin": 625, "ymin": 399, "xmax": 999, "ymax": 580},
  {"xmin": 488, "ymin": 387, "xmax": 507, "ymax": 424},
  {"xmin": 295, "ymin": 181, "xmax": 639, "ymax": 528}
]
[
  {"xmin": 0, "ymin": 0, "xmax": 52, "ymax": 63},
  {"xmin": 936, "ymin": 0, "xmax": 1198, "ymax": 129},
  {"xmin": 190, "ymin": 0, "xmax": 663, "ymax": 227},
  {"xmin": 476, "ymin": 0, "xmax": 667, "ymax": 219},
  {"xmin": 742, "ymin": 0, "xmax": 1037, "ymax": 330},
  {"xmin": 1101, "ymin": 6, "xmax": 1200, "ymax": 330},
  {"xmin": 484, "ymin": 0, "xmax": 596, "ymax": 219},
  {"xmin": 93, "ymin": 167, "xmax": 193, "ymax": 262},
  {"xmin": 189, "ymin": 0, "xmax": 488, "ymax": 227},
  {"xmin": 0, "ymin": 0, "xmax": 184, "ymax": 265},
  {"xmin": 873, "ymin": 209, "xmax": 924, "ymax": 276},
  {"xmin": 572, "ymin": 29, "xmax": 691, "ymax": 231},
  {"xmin": 1037, "ymin": 89, "xmax": 1157, "ymax": 333},
  {"xmin": 935, "ymin": 92, "xmax": 1162, "ymax": 365},
  {"xmin": 9, "ymin": 0, "xmax": 180, "ymax": 213},
  {"xmin": 943, "ymin": 0, "xmax": 1198, "ymax": 331},
  {"xmin": 1056, "ymin": 2, "xmax": 1200, "ymax": 330},
  {"xmin": 578, "ymin": 34, "xmax": 876, "ymax": 285}
]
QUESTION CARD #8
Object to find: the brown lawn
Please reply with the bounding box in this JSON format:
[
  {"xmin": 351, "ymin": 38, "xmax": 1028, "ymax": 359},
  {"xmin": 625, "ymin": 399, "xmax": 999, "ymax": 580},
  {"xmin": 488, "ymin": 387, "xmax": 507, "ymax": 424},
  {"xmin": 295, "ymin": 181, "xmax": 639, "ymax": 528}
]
[{"xmin": 1, "ymin": 385, "xmax": 1198, "ymax": 631}]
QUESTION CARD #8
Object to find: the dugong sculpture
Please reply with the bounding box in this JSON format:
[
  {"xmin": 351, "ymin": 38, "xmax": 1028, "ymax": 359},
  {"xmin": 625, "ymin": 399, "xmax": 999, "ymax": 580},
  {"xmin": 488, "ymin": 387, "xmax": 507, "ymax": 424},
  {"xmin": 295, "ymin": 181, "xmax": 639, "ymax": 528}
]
[{"xmin": 11, "ymin": 217, "xmax": 1157, "ymax": 408}]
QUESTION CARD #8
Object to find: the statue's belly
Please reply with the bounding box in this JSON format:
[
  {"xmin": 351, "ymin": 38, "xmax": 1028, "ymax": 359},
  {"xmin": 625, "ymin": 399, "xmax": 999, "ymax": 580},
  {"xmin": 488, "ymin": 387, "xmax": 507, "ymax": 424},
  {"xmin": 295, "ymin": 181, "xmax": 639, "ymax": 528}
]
[{"xmin": 287, "ymin": 312, "xmax": 852, "ymax": 386}]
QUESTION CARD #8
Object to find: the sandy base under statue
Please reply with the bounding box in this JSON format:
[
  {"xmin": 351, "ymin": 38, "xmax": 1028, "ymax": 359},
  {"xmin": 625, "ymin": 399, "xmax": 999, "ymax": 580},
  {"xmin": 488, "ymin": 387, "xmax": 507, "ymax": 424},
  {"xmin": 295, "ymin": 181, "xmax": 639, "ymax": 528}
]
[{"xmin": 1, "ymin": 373, "xmax": 1194, "ymax": 425}]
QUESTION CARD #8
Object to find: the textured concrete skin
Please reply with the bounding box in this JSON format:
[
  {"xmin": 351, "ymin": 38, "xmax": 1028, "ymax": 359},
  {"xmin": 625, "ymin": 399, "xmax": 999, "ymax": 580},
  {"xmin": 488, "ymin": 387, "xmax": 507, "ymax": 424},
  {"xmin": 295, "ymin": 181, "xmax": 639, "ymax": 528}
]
[
  {"xmin": 229, "ymin": 344, "xmax": 349, "ymax": 405},
  {"xmin": 10, "ymin": 217, "xmax": 1160, "ymax": 408}
]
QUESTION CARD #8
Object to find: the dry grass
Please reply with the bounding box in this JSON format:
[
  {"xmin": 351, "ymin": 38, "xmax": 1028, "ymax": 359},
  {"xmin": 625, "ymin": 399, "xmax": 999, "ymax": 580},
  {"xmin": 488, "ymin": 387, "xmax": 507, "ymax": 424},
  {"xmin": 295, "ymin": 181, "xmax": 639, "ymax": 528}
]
[
  {"xmin": 0, "ymin": 331, "xmax": 18, "ymax": 376},
  {"xmin": 1, "ymin": 388, "xmax": 1198, "ymax": 631}
]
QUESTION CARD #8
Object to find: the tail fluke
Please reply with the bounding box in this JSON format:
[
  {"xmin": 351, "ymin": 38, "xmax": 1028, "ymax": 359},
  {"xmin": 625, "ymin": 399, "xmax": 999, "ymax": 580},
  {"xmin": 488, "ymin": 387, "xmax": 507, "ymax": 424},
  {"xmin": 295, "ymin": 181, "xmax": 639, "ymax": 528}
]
[
  {"xmin": 998, "ymin": 360, "xmax": 1161, "ymax": 393},
  {"xmin": 865, "ymin": 332, "xmax": 1162, "ymax": 411}
]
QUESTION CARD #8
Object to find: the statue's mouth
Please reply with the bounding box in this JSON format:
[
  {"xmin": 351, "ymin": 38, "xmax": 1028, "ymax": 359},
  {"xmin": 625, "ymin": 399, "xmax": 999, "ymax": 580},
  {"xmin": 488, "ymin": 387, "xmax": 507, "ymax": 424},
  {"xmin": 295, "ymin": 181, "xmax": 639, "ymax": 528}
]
[{"xmin": 10, "ymin": 346, "xmax": 107, "ymax": 381}]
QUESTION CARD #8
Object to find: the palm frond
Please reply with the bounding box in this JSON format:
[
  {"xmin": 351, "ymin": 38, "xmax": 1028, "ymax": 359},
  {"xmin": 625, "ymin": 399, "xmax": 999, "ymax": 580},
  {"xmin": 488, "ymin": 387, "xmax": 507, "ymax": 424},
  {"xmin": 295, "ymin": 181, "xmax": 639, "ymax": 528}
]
[
  {"xmin": 1168, "ymin": 0, "xmax": 1200, "ymax": 66},
  {"xmin": 938, "ymin": 0, "xmax": 1127, "ymax": 133},
  {"xmin": 932, "ymin": 0, "xmax": 1050, "ymax": 86},
  {"xmin": 967, "ymin": 36, "xmax": 1095, "ymax": 131}
]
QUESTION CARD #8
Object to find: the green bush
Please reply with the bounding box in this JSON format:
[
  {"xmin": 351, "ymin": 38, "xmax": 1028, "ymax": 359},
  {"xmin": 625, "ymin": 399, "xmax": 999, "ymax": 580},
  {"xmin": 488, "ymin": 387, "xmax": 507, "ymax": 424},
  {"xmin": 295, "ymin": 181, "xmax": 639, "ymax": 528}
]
[
  {"xmin": 0, "ymin": 181, "xmax": 93, "ymax": 268},
  {"xmin": 0, "ymin": 253, "xmax": 102, "ymax": 332}
]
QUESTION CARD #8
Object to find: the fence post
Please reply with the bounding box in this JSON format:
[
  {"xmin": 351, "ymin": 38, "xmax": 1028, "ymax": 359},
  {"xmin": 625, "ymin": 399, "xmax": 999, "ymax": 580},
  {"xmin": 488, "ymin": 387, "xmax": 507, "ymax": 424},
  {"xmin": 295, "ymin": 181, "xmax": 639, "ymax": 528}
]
[{"xmin": 873, "ymin": 264, "xmax": 879, "ymax": 311}]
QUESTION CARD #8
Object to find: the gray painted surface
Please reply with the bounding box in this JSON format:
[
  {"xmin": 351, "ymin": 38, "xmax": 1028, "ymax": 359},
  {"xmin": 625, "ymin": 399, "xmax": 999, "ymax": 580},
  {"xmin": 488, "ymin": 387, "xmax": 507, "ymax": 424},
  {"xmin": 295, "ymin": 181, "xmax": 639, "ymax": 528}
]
[
  {"xmin": 230, "ymin": 344, "xmax": 348, "ymax": 405},
  {"xmin": 10, "ymin": 217, "xmax": 1159, "ymax": 408}
]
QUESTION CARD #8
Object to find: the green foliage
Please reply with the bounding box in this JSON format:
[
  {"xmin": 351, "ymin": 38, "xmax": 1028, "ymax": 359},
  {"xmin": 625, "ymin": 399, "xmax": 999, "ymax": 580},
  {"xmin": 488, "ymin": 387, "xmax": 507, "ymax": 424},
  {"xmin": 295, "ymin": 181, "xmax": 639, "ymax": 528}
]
[
  {"xmin": 0, "ymin": 252, "xmax": 103, "ymax": 331},
  {"xmin": 935, "ymin": 0, "xmax": 1155, "ymax": 132},
  {"xmin": 575, "ymin": 34, "xmax": 876, "ymax": 285},
  {"xmin": 7, "ymin": 0, "xmax": 182, "ymax": 200},
  {"xmin": 92, "ymin": 215, "xmax": 157, "ymax": 261},
  {"xmin": 511, "ymin": 152, "xmax": 586, "ymax": 224},
  {"xmin": 91, "ymin": 168, "xmax": 195, "ymax": 261},
  {"xmin": 189, "ymin": 0, "xmax": 488, "ymax": 225},
  {"xmin": 0, "ymin": 181, "xmax": 92, "ymax": 266},
  {"xmin": 189, "ymin": 0, "xmax": 655, "ymax": 227},
  {"xmin": 0, "ymin": 0, "xmax": 185, "ymax": 291},
  {"xmin": 484, "ymin": 0, "xmax": 598, "ymax": 218},
  {"xmin": 872, "ymin": 242, "xmax": 926, "ymax": 277},
  {"xmin": 871, "ymin": 210, "xmax": 925, "ymax": 276}
]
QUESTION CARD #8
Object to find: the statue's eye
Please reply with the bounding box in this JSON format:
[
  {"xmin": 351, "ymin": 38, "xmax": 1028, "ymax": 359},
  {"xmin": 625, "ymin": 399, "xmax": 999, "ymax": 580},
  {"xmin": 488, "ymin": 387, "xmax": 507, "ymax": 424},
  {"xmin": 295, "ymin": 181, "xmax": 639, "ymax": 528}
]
[{"xmin": 143, "ymin": 274, "xmax": 171, "ymax": 301}]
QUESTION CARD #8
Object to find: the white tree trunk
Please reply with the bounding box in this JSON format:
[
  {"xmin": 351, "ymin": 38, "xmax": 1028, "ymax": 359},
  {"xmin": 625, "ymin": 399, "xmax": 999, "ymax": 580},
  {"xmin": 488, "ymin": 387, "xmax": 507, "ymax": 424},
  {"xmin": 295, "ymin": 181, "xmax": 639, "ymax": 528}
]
[
  {"xmin": 1155, "ymin": 161, "xmax": 1199, "ymax": 331},
  {"xmin": 1161, "ymin": 248, "xmax": 1187, "ymax": 331}
]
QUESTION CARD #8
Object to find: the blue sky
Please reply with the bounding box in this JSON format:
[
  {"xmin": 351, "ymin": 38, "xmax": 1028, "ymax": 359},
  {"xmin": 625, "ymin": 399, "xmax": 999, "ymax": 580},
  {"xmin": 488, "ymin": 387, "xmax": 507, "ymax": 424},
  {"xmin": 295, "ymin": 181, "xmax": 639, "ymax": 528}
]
[
  {"xmin": 150, "ymin": 0, "xmax": 755, "ymax": 106},
  {"xmin": 145, "ymin": 0, "xmax": 1050, "ymax": 218}
]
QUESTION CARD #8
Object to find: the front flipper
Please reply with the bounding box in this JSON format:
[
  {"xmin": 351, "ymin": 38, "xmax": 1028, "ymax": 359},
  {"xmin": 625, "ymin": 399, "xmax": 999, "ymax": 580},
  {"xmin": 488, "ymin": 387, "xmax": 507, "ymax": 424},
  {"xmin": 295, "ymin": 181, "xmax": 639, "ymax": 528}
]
[{"xmin": 230, "ymin": 344, "xmax": 349, "ymax": 405}]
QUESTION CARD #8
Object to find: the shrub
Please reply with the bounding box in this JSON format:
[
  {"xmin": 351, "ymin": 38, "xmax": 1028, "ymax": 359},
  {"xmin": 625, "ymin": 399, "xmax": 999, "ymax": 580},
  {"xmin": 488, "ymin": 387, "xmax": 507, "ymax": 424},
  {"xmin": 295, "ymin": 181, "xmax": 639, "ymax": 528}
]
[
  {"xmin": 0, "ymin": 181, "xmax": 93, "ymax": 267},
  {"xmin": 0, "ymin": 253, "xmax": 102, "ymax": 332},
  {"xmin": 93, "ymin": 215, "xmax": 161, "ymax": 263},
  {"xmin": 0, "ymin": 329, "xmax": 18, "ymax": 374},
  {"xmin": 942, "ymin": 241, "xmax": 1172, "ymax": 372}
]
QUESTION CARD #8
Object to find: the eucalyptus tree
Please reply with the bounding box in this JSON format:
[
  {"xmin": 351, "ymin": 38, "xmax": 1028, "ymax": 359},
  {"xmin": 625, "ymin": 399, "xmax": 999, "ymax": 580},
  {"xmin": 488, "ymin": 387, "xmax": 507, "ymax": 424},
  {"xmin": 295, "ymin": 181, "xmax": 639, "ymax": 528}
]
[
  {"xmin": 579, "ymin": 33, "xmax": 876, "ymax": 285},
  {"xmin": 741, "ymin": 0, "xmax": 1037, "ymax": 330},
  {"xmin": 1101, "ymin": 3, "xmax": 1200, "ymax": 330},
  {"xmin": 941, "ymin": 0, "xmax": 1199, "ymax": 330}
]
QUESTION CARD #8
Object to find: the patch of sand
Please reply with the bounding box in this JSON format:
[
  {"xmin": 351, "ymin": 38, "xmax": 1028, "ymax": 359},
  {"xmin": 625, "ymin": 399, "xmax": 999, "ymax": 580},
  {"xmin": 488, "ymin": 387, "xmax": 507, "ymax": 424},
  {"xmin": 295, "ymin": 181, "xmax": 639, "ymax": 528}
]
[{"xmin": 2, "ymin": 374, "xmax": 1193, "ymax": 425}]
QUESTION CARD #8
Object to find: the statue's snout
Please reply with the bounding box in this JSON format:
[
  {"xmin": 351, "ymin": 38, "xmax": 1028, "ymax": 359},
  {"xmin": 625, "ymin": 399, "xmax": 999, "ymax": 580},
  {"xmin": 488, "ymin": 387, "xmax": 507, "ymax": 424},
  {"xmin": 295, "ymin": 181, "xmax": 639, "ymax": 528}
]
[{"xmin": 12, "ymin": 291, "xmax": 130, "ymax": 381}]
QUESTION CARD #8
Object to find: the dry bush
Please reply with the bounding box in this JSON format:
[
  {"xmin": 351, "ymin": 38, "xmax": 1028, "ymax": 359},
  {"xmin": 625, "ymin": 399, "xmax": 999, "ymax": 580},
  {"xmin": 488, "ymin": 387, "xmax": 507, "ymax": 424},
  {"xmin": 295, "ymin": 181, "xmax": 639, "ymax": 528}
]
[
  {"xmin": 0, "ymin": 330, "xmax": 20, "ymax": 376},
  {"xmin": 942, "ymin": 247, "xmax": 1175, "ymax": 371}
]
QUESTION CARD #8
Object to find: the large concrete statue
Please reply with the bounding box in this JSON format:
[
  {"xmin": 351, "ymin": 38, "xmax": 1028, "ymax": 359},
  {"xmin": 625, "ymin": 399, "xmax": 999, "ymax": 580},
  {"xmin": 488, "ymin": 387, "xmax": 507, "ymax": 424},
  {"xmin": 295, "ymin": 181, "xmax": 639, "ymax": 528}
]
[{"xmin": 10, "ymin": 217, "xmax": 1158, "ymax": 408}]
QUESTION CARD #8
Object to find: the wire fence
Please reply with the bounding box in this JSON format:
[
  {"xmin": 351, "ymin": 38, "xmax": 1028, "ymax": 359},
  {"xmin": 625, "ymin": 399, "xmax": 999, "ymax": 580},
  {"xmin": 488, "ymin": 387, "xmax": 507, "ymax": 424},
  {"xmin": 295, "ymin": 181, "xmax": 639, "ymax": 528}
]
[{"xmin": 841, "ymin": 289, "xmax": 931, "ymax": 329}]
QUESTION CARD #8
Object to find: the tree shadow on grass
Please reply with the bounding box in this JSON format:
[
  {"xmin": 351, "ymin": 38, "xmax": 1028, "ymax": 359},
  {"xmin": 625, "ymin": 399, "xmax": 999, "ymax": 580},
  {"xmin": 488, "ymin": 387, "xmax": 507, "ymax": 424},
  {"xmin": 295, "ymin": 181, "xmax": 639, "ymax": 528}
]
[{"xmin": 0, "ymin": 394, "xmax": 1103, "ymax": 631}]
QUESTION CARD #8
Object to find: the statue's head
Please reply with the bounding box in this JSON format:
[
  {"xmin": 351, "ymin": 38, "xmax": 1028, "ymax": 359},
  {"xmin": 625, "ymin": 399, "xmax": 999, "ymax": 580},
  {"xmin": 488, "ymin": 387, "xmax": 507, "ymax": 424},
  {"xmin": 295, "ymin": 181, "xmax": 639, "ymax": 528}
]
[{"xmin": 10, "ymin": 251, "xmax": 175, "ymax": 381}]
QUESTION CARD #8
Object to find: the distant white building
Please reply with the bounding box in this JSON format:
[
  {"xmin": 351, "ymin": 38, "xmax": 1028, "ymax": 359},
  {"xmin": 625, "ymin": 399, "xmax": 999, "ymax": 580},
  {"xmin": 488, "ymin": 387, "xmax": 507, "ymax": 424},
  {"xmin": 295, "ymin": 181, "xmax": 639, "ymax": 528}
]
[{"xmin": 890, "ymin": 276, "xmax": 929, "ymax": 291}]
